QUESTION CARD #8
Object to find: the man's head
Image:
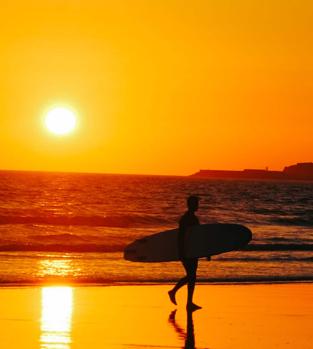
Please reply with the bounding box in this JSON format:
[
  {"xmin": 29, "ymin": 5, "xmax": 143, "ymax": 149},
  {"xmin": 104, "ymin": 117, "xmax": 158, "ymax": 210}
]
[{"xmin": 187, "ymin": 195, "xmax": 199, "ymax": 212}]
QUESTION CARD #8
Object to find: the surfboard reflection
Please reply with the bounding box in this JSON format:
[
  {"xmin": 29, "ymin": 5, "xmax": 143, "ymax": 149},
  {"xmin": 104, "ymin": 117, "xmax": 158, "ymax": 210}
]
[
  {"xmin": 168, "ymin": 309, "xmax": 196, "ymax": 349},
  {"xmin": 40, "ymin": 286, "xmax": 73, "ymax": 349}
]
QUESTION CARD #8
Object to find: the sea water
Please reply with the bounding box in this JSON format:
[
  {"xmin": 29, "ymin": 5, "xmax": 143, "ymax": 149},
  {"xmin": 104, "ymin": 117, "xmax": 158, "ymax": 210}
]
[{"xmin": 0, "ymin": 171, "xmax": 312, "ymax": 284}]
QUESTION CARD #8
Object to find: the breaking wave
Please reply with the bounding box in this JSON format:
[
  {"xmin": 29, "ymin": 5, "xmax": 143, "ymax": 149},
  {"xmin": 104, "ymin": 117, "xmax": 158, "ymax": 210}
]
[
  {"xmin": 0, "ymin": 241, "xmax": 312, "ymax": 253},
  {"xmin": 0, "ymin": 214, "xmax": 168, "ymax": 228}
]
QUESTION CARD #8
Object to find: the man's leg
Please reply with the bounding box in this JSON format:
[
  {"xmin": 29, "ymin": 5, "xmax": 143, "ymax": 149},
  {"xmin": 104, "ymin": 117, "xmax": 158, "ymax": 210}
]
[
  {"xmin": 186, "ymin": 259, "xmax": 201, "ymax": 311},
  {"xmin": 169, "ymin": 275, "xmax": 188, "ymax": 305},
  {"xmin": 168, "ymin": 259, "xmax": 191, "ymax": 305}
]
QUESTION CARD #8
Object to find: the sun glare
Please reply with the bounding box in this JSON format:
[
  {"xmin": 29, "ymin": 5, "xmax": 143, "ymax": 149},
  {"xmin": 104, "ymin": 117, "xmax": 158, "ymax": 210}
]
[
  {"xmin": 41, "ymin": 287, "xmax": 73, "ymax": 349},
  {"xmin": 45, "ymin": 107, "xmax": 77, "ymax": 135}
]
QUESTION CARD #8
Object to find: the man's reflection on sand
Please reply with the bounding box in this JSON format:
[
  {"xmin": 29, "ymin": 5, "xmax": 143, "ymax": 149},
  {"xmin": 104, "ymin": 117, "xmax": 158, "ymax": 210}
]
[{"xmin": 168, "ymin": 309, "xmax": 196, "ymax": 349}]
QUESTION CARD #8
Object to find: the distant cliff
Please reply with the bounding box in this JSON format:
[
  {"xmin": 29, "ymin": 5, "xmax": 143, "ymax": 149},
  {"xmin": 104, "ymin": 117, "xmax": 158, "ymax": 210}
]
[{"xmin": 190, "ymin": 163, "xmax": 313, "ymax": 181}]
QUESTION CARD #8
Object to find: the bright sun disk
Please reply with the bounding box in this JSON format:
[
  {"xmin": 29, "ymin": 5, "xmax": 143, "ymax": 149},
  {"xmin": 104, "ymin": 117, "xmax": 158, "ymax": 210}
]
[{"xmin": 45, "ymin": 107, "xmax": 77, "ymax": 135}]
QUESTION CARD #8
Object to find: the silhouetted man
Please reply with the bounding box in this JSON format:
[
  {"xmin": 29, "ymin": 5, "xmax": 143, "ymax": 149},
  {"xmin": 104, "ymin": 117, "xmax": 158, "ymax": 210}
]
[{"xmin": 168, "ymin": 195, "xmax": 201, "ymax": 311}]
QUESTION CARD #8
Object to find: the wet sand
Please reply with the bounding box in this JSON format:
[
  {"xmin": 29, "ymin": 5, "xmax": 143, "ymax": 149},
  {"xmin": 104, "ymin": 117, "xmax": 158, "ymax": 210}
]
[{"xmin": 0, "ymin": 283, "xmax": 312, "ymax": 348}]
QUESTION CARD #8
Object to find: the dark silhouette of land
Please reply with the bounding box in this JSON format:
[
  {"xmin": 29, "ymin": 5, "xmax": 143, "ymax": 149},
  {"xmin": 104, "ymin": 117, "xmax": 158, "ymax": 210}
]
[{"xmin": 190, "ymin": 162, "xmax": 313, "ymax": 181}]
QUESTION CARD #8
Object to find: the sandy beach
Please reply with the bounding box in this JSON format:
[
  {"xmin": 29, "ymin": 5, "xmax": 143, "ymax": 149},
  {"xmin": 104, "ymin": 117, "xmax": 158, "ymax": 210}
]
[{"xmin": 0, "ymin": 283, "xmax": 312, "ymax": 348}]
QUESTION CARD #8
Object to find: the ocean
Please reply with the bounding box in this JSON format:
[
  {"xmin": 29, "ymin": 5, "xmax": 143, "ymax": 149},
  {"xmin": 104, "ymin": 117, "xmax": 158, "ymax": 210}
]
[{"xmin": 0, "ymin": 170, "xmax": 312, "ymax": 285}]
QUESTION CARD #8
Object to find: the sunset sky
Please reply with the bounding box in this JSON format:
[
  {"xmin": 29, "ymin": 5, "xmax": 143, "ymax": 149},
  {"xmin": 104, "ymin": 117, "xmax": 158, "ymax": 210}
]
[{"xmin": 1, "ymin": 1, "xmax": 312, "ymax": 175}]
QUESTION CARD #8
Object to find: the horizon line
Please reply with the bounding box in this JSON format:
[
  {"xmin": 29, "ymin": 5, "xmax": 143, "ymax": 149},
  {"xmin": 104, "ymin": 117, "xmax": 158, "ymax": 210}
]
[
  {"xmin": 0, "ymin": 168, "xmax": 184, "ymax": 177},
  {"xmin": 1, "ymin": 162, "xmax": 311, "ymax": 177}
]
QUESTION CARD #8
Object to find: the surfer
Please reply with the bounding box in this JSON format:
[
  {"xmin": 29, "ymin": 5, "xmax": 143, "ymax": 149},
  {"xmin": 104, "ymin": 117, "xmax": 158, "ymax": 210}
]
[{"xmin": 168, "ymin": 195, "xmax": 202, "ymax": 311}]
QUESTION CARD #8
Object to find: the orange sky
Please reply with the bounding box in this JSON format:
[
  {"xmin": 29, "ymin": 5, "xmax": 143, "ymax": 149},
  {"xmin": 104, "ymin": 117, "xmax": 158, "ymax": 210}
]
[{"xmin": 1, "ymin": 1, "xmax": 312, "ymax": 175}]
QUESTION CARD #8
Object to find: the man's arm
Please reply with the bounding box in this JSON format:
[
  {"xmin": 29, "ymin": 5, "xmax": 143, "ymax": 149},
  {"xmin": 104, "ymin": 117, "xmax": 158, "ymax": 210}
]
[{"xmin": 178, "ymin": 220, "xmax": 186, "ymax": 260}]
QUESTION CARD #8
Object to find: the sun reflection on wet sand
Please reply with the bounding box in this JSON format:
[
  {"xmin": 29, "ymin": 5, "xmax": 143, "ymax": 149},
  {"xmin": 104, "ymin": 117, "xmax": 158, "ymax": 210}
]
[{"xmin": 41, "ymin": 287, "xmax": 73, "ymax": 349}]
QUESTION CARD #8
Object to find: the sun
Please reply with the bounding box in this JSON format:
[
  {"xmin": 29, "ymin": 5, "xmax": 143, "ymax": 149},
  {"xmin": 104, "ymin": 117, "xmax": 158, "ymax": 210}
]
[{"xmin": 44, "ymin": 107, "xmax": 77, "ymax": 135}]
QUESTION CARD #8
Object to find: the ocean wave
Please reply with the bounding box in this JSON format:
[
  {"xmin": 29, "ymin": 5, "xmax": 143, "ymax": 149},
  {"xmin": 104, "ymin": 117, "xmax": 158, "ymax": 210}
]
[
  {"xmin": 0, "ymin": 214, "xmax": 168, "ymax": 228},
  {"xmin": 252, "ymin": 208, "xmax": 289, "ymax": 215},
  {"xmin": 264, "ymin": 237, "xmax": 299, "ymax": 242},
  {"xmin": 0, "ymin": 242, "xmax": 312, "ymax": 253},
  {"xmin": 0, "ymin": 243, "xmax": 125, "ymax": 253},
  {"xmin": 269, "ymin": 216, "xmax": 313, "ymax": 226},
  {"xmin": 245, "ymin": 244, "xmax": 313, "ymax": 251},
  {"xmin": 217, "ymin": 256, "xmax": 313, "ymax": 262},
  {"xmin": 30, "ymin": 233, "xmax": 104, "ymax": 243},
  {"xmin": 262, "ymin": 237, "xmax": 313, "ymax": 244},
  {"xmin": 1, "ymin": 251, "xmax": 311, "ymax": 262}
]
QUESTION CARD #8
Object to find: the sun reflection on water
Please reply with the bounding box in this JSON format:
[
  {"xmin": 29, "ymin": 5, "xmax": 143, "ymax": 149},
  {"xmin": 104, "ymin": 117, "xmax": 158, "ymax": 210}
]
[
  {"xmin": 39, "ymin": 259, "xmax": 73, "ymax": 278},
  {"xmin": 41, "ymin": 287, "xmax": 73, "ymax": 349}
]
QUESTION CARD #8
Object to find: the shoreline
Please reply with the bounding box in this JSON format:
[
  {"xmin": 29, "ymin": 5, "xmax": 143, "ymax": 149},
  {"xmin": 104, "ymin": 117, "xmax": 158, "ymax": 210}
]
[{"xmin": 0, "ymin": 279, "xmax": 312, "ymax": 288}]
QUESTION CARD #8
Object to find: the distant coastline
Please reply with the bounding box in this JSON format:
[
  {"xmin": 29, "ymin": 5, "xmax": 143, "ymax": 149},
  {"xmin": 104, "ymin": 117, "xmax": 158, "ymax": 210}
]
[{"xmin": 190, "ymin": 162, "xmax": 313, "ymax": 181}]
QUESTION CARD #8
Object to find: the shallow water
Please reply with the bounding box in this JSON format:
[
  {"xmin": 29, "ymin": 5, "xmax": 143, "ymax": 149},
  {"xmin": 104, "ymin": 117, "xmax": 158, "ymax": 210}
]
[{"xmin": 0, "ymin": 171, "xmax": 312, "ymax": 284}]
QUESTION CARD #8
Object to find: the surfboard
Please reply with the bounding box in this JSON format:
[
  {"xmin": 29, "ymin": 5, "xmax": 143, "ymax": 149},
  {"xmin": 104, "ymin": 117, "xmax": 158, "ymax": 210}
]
[{"xmin": 124, "ymin": 223, "xmax": 252, "ymax": 262}]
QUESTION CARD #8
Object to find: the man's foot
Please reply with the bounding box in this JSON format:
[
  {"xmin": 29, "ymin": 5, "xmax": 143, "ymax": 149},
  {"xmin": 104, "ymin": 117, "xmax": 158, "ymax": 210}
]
[
  {"xmin": 168, "ymin": 289, "xmax": 177, "ymax": 305},
  {"xmin": 186, "ymin": 302, "xmax": 202, "ymax": 312}
]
